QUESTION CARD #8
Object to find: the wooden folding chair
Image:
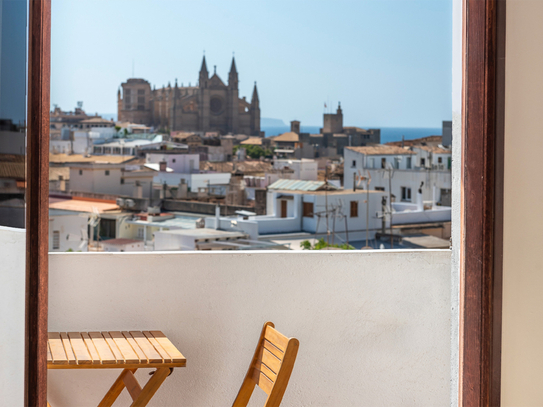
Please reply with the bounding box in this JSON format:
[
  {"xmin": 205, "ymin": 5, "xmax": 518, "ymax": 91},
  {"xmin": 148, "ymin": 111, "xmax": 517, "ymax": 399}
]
[{"xmin": 232, "ymin": 322, "xmax": 299, "ymax": 407}]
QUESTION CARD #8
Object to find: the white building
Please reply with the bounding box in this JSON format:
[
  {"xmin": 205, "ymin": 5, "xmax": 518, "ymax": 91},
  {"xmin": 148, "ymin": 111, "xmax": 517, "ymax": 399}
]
[
  {"xmin": 344, "ymin": 145, "xmax": 452, "ymax": 206},
  {"xmin": 100, "ymin": 238, "xmax": 144, "ymax": 252},
  {"xmin": 146, "ymin": 152, "xmax": 199, "ymax": 173},
  {"xmin": 273, "ymin": 159, "xmax": 318, "ymax": 181},
  {"xmin": 48, "ymin": 209, "xmax": 89, "ymax": 252},
  {"xmin": 207, "ymin": 179, "xmax": 388, "ymax": 242},
  {"xmin": 68, "ymin": 164, "xmax": 156, "ymax": 198}
]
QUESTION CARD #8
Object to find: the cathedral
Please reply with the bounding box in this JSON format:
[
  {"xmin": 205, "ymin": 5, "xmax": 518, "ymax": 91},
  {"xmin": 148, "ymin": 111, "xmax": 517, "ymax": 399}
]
[{"xmin": 117, "ymin": 56, "xmax": 261, "ymax": 135}]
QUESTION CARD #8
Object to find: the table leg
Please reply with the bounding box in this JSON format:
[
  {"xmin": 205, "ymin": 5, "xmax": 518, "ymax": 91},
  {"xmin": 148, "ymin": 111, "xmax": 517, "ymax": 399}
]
[
  {"xmin": 130, "ymin": 368, "xmax": 170, "ymax": 407},
  {"xmin": 98, "ymin": 368, "xmax": 137, "ymax": 407}
]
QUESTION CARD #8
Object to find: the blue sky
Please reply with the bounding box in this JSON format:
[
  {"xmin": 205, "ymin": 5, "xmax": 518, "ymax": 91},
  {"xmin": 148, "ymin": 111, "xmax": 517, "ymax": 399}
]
[{"xmin": 50, "ymin": 0, "xmax": 452, "ymax": 127}]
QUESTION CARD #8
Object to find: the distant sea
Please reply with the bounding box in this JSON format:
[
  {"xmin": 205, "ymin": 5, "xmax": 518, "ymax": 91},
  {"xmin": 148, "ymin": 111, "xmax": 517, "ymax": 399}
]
[{"xmin": 262, "ymin": 125, "xmax": 443, "ymax": 144}]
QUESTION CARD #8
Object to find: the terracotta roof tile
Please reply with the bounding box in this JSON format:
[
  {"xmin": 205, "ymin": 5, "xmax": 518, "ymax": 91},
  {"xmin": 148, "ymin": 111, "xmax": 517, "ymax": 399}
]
[{"xmin": 346, "ymin": 145, "xmax": 416, "ymax": 155}]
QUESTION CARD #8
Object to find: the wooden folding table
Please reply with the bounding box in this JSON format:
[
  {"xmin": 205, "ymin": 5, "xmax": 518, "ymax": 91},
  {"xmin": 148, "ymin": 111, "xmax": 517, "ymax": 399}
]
[{"xmin": 47, "ymin": 331, "xmax": 186, "ymax": 407}]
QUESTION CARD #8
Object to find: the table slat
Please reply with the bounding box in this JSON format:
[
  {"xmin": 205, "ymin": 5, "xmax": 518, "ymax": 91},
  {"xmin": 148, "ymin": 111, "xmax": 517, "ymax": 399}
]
[
  {"xmin": 102, "ymin": 332, "xmax": 125, "ymax": 364},
  {"xmin": 110, "ymin": 331, "xmax": 139, "ymax": 363},
  {"xmin": 150, "ymin": 331, "xmax": 185, "ymax": 363},
  {"xmin": 81, "ymin": 333, "xmax": 101, "ymax": 365},
  {"xmin": 130, "ymin": 331, "xmax": 163, "ymax": 363},
  {"xmin": 88, "ymin": 332, "xmax": 117, "ymax": 364},
  {"xmin": 48, "ymin": 332, "xmax": 68, "ymax": 365},
  {"xmin": 60, "ymin": 332, "xmax": 77, "ymax": 365},
  {"xmin": 122, "ymin": 331, "xmax": 146, "ymax": 362},
  {"xmin": 143, "ymin": 331, "xmax": 172, "ymax": 363},
  {"xmin": 68, "ymin": 332, "xmax": 92, "ymax": 365}
]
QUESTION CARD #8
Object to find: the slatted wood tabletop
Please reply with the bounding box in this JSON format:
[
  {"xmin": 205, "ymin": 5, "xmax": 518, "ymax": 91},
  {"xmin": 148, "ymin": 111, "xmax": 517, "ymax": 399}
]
[{"xmin": 47, "ymin": 331, "xmax": 186, "ymax": 370}]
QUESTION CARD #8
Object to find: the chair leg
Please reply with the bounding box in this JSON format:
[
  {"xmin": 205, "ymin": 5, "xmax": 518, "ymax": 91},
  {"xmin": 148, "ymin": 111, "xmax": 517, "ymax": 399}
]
[
  {"xmin": 98, "ymin": 368, "xmax": 137, "ymax": 407},
  {"xmin": 130, "ymin": 368, "xmax": 170, "ymax": 407}
]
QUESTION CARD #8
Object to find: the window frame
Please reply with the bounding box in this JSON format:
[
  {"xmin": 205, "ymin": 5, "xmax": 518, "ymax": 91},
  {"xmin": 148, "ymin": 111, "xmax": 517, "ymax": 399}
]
[
  {"xmin": 350, "ymin": 201, "xmax": 358, "ymax": 218},
  {"xmin": 24, "ymin": 0, "xmax": 507, "ymax": 405}
]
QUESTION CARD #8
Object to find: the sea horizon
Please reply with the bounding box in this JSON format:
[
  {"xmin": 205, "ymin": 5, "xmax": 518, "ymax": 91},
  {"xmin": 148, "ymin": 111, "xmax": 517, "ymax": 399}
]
[{"xmin": 261, "ymin": 125, "xmax": 444, "ymax": 144}]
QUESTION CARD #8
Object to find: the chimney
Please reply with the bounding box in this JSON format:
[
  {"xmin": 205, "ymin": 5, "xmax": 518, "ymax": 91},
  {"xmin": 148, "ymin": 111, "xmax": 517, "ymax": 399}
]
[
  {"xmin": 290, "ymin": 120, "xmax": 301, "ymax": 134},
  {"xmin": 159, "ymin": 161, "xmax": 167, "ymax": 172}
]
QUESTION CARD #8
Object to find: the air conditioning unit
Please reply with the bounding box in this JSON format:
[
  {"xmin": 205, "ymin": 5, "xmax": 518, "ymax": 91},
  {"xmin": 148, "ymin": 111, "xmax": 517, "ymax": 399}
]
[
  {"xmin": 125, "ymin": 199, "xmax": 135, "ymax": 208},
  {"xmin": 116, "ymin": 198, "xmax": 125, "ymax": 207}
]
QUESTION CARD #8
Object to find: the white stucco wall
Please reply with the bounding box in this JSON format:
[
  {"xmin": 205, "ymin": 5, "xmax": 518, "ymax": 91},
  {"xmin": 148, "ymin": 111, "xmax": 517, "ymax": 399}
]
[
  {"xmin": 0, "ymin": 226, "xmax": 25, "ymax": 405},
  {"xmin": 48, "ymin": 250, "xmax": 451, "ymax": 406},
  {"xmin": 49, "ymin": 213, "xmax": 89, "ymax": 252}
]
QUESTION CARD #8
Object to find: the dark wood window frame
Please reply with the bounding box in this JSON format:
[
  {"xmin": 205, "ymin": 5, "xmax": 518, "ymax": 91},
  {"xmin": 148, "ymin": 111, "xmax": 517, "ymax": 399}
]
[
  {"xmin": 24, "ymin": 0, "xmax": 506, "ymax": 405},
  {"xmin": 350, "ymin": 201, "xmax": 358, "ymax": 218},
  {"xmin": 303, "ymin": 202, "xmax": 314, "ymax": 218}
]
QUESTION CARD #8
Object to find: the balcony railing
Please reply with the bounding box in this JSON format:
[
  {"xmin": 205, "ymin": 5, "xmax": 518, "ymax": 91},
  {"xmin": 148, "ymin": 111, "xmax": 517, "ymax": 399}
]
[{"xmin": 45, "ymin": 249, "xmax": 453, "ymax": 406}]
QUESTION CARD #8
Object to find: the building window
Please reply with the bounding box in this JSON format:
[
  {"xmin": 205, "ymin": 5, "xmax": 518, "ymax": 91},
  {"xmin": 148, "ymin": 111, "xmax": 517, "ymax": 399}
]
[
  {"xmin": 381, "ymin": 157, "xmax": 386, "ymax": 169},
  {"xmin": 125, "ymin": 96, "xmax": 131, "ymax": 104},
  {"xmin": 351, "ymin": 160, "xmax": 356, "ymax": 168},
  {"xmin": 120, "ymin": 178, "xmax": 124, "ymax": 185},
  {"xmin": 137, "ymin": 227, "xmax": 144, "ymax": 240},
  {"xmin": 125, "ymin": 89, "xmax": 131, "ymax": 95},
  {"xmin": 401, "ymin": 187, "xmax": 412, "ymax": 201},
  {"xmin": 420, "ymin": 158, "xmax": 426, "ymax": 167},
  {"xmin": 137, "ymin": 89, "xmax": 144, "ymax": 95},
  {"xmin": 303, "ymin": 202, "xmax": 314, "ymax": 218},
  {"xmin": 79, "ymin": 170, "xmax": 83, "ymax": 175},
  {"xmin": 407, "ymin": 157, "xmax": 412, "ymax": 169},
  {"xmin": 350, "ymin": 201, "xmax": 358, "ymax": 218},
  {"xmin": 395, "ymin": 158, "xmax": 400, "ymax": 169},
  {"xmin": 52, "ymin": 231, "xmax": 60, "ymax": 250},
  {"xmin": 369, "ymin": 158, "xmax": 375, "ymax": 169},
  {"xmin": 105, "ymin": 170, "xmax": 110, "ymax": 176},
  {"xmin": 172, "ymin": 159, "xmax": 176, "ymax": 163},
  {"xmin": 138, "ymin": 96, "xmax": 145, "ymax": 104},
  {"xmin": 375, "ymin": 186, "xmax": 385, "ymax": 191}
]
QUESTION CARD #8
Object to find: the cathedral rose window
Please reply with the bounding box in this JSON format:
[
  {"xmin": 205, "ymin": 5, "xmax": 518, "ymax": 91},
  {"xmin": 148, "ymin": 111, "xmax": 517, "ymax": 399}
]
[{"xmin": 210, "ymin": 96, "xmax": 224, "ymax": 114}]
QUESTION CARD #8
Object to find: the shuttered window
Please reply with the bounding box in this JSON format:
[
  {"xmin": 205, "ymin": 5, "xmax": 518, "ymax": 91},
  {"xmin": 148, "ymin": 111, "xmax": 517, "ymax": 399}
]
[
  {"xmin": 303, "ymin": 202, "xmax": 314, "ymax": 218},
  {"xmin": 350, "ymin": 201, "xmax": 358, "ymax": 218},
  {"xmin": 52, "ymin": 231, "xmax": 60, "ymax": 250}
]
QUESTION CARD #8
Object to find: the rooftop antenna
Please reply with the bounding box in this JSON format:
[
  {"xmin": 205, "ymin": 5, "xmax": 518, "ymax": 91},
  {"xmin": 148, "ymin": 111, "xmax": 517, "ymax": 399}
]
[{"xmin": 384, "ymin": 162, "xmax": 396, "ymax": 248}]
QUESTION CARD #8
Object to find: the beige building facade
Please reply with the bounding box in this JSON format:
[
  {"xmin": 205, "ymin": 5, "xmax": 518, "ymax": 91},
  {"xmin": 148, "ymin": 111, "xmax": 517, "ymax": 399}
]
[{"xmin": 117, "ymin": 57, "xmax": 260, "ymax": 136}]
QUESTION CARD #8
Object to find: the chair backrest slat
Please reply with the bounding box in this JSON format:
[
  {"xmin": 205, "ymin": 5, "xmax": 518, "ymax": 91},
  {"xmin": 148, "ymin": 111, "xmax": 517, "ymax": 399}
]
[{"xmin": 232, "ymin": 322, "xmax": 299, "ymax": 407}]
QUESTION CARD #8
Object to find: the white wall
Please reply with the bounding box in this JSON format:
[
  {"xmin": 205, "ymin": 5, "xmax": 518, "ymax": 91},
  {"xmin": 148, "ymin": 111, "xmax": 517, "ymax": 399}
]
[
  {"xmin": 273, "ymin": 159, "xmax": 318, "ymax": 181},
  {"xmin": 0, "ymin": 226, "xmax": 25, "ymax": 405},
  {"xmin": 69, "ymin": 167, "xmax": 121, "ymax": 195},
  {"xmin": 154, "ymin": 172, "xmax": 231, "ymax": 191},
  {"xmin": 49, "ymin": 213, "xmax": 89, "ymax": 252},
  {"xmin": 502, "ymin": 1, "xmax": 543, "ymax": 404},
  {"xmin": 345, "ymin": 167, "xmax": 451, "ymax": 204},
  {"xmin": 48, "ymin": 250, "xmax": 451, "ymax": 406},
  {"xmin": 147, "ymin": 153, "xmax": 199, "ymax": 173}
]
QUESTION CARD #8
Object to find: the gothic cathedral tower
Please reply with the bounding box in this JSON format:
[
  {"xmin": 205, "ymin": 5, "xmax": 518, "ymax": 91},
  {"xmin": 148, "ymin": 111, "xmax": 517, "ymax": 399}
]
[
  {"xmin": 228, "ymin": 56, "xmax": 239, "ymax": 134},
  {"xmin": 250, "ymin": 82, "xmax": 260, "ymax": 136},
  {"xmin": 198, "ymin": 55, "xmax": 210, "ymax": 131}
]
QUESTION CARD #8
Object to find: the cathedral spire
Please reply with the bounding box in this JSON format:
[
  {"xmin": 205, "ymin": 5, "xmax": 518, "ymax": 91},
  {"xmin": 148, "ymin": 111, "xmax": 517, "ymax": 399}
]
[
  {"xmin": 229, "ymin": 56, "xmax": 239, "ymax": 89},
  {"xmin": 199, "ymin": 55, "xmax": 209, "ymax": 89},
  {"xmin": 251, "ymin": 81, "xmax": 259, "ymax": 106},
  {"xmin": 200, "ymin": 55, "xmax": 208, "ymax": 75},
  {"xmin": 230, "ymin": 56, "xmax": 237, "ymax": 74}
]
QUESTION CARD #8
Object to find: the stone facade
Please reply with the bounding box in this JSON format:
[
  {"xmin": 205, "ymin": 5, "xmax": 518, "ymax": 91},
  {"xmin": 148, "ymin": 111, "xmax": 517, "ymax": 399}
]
[{"xmin": 117, "ymin": 57, "xmax": 260, "ymax": 136}]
